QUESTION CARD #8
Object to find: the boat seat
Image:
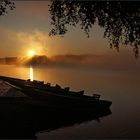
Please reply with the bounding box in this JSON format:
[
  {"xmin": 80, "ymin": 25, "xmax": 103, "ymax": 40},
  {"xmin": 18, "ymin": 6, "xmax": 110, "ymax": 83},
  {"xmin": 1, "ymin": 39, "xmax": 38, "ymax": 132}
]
[
  {"xmin": 46, "ymin": 83, "xmax": 51, "ymax": 86},
  {"xmin": 92, "ymin": 94, "xmax": 101, "ymax": 100},
  {"xmin": 64, "ymin": 87, "xmax": 70, "ymax": 91},
  {"xmin": 77, "ymin": 90, "xmax": 84, "ymax": 95},
  {"xmin": 55, "ymin": 84, "xmax": 61, "ymax": 89},
  {"xmin": 27, "ymin": 79, "xmax": 30, "ymax": 82}
]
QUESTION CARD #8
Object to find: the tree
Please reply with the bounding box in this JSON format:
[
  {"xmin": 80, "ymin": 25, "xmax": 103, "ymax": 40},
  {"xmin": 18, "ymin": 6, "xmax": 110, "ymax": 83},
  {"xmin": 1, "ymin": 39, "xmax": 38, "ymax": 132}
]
[
  {"xmin": 0, "ymin": 0, "xmax": 15, "ymax": 15},
  {"xmin": 49, "ymin": 1, "xmax": 140, "ymax": 57}
]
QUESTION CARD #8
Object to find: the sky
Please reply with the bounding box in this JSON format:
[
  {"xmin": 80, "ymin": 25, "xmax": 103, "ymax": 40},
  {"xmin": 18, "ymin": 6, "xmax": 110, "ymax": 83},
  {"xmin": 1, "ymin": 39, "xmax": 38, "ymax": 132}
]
[{"xmin": 0, "ymin": 0, "xmax": 140, "ymax": 69}]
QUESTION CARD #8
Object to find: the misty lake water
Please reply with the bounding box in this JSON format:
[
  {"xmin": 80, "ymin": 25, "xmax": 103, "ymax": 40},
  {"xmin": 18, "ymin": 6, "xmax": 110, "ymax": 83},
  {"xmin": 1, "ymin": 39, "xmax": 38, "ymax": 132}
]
[{"xmin": 0, "ymin": 65, "xmax": 140, "ymax": 139}]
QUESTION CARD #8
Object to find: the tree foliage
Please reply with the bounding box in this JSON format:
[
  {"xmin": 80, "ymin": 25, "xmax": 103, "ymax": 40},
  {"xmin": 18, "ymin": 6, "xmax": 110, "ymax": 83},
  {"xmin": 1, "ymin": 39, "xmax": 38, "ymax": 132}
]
[
  {"xmin": 49, "ymin": 1, "xmax": 140, "ymax": 57},
  {"xmin": 0, "ymin": 0, "xmax": 15, "ymax": 15}
]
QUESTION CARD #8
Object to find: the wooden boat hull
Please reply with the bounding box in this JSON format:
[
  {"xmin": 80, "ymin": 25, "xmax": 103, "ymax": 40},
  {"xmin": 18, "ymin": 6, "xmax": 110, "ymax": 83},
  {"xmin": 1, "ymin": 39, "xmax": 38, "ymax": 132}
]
[
  {"xmin": 19, "ymin": 87, "xmax": 112, "ymax": 112},
  {"xmin": 0, "ymin": 76, "xmax": 112, "ymax": 112}
]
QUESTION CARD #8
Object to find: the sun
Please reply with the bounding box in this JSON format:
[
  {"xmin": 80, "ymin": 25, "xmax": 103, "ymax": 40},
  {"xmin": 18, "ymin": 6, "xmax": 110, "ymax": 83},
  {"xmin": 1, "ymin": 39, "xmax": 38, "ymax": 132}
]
[{"xmin": 28, "ymin": 50, "xmax": 35, "ymax": 57}]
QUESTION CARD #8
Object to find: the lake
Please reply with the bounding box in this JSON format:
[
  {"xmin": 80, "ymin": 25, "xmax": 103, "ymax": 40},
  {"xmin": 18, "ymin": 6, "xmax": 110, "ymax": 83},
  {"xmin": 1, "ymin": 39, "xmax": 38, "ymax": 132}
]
[{"xmin": 0, "ymin": 65, "xmax": 140, "ymax": 139}]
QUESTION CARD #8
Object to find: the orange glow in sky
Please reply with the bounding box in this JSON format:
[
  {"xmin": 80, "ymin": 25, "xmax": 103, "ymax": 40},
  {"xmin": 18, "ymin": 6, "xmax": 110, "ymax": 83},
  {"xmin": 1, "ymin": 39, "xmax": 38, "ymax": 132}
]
[{"xmin": 28, "ymin": 50, "xmax": 35, "ymax": 58}]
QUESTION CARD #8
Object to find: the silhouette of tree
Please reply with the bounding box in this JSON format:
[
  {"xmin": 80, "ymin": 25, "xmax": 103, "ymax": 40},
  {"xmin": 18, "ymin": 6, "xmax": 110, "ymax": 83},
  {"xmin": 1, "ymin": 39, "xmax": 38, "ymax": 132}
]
[
  {"xmin": 49, "ymin": 1, "xmax": 140, "ymax": 57},
  {"xmin": 0, "ymin": 0, "xmax": 15, "ymax": 15}
]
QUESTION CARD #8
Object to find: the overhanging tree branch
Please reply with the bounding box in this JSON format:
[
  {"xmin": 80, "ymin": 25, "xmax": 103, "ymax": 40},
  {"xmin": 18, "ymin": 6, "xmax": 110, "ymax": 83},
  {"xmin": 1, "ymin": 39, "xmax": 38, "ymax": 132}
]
[
  {"xmin": 0, "ymin": 0, "xmax": 15, "ymax": 15},
  {"xmin": 49, "ymin": 1, "xmax": 140, "ymax": 57}
]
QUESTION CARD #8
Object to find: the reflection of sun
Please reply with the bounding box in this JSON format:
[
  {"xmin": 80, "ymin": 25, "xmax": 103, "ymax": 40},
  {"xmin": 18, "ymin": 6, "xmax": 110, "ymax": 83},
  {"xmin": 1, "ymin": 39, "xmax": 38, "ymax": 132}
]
[
  {"xmin": 28, "ymin": 50, "xmax": 35, "ymax": 57},
  {"xmin": 30, "ymin": 66, "xmax": 33, "ymax": 81}
]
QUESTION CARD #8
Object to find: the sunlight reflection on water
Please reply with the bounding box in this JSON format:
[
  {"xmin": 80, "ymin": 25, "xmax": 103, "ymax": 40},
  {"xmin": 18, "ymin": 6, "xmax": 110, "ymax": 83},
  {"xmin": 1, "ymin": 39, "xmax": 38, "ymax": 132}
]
[{"xmin": 30, "ymin": 66, "xmax": 33, "ymax": 81}]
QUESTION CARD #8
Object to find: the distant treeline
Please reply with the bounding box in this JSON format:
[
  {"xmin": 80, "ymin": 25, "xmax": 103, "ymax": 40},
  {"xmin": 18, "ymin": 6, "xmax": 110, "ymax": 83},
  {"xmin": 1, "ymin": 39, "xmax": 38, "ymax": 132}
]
[
  {"xmin": 0, "ymin": 56, "xmax": 49, "ymax": 66},
  {"xmin": 0, "ymin": 55, "xmax": 98, "ymax": 66},
  {"xmin": 0, "ymin": 54, "xmax": 139, "ymax": 71},
  {"xmin": 0, "ymin": 57, "xmax": 18, "ymax": 65}
]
